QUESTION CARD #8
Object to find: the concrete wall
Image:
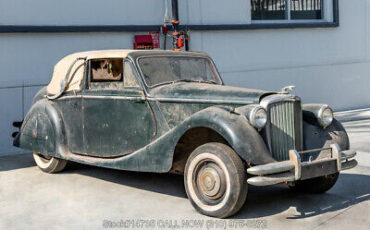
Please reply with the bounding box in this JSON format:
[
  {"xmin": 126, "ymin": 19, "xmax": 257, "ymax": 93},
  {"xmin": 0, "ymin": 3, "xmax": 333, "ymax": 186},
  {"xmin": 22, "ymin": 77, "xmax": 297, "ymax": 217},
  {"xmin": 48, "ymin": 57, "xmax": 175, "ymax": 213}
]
[{"xmin": 0, "ymin": 0, "xmax": 369, "ymax": 155}]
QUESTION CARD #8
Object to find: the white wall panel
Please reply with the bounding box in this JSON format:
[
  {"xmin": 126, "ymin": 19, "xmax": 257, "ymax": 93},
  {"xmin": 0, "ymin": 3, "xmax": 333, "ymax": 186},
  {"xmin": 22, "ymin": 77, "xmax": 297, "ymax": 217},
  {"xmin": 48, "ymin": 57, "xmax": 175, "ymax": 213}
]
[
  {"xmin": 0, "ymin": 32, "xmax": 135, "ymax": 88},
  {"xmin": 222, "ymin": 62, "xmax": 370, "ymax": 111},
  {"xmin": 0, "ymin": 88, "xmax": 24, "ymax": 156},
  {"xmin": 0, "ymin": 0, "xmax": 165, "ymax": 25}
]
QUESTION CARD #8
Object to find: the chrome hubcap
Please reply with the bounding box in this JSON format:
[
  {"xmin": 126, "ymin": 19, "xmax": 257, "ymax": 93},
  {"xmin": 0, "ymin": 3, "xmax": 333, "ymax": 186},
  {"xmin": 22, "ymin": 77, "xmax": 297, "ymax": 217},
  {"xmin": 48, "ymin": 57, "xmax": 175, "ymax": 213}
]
[{"xmin": 196, "ymin": 162, "xmax": 225, "ymax": 200}]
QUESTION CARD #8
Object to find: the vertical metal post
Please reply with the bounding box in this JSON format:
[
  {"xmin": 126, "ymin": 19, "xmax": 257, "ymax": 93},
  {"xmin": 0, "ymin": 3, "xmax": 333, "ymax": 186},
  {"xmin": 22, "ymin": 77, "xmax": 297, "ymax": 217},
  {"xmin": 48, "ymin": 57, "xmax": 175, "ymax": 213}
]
[
  {"xmin": 171, "ymin": 0, "xmax": 188, "ymax": 51},
  {"xmin": 171, "ymin": 0, "xmax": 180, "ymax": 50},
  {"xmin": 286, "ymin": 0, "xmax": 291, "ymax": 20},
  {"xmin": 22, "ymin": 81, "xmax": 25, "ymax": 118}
]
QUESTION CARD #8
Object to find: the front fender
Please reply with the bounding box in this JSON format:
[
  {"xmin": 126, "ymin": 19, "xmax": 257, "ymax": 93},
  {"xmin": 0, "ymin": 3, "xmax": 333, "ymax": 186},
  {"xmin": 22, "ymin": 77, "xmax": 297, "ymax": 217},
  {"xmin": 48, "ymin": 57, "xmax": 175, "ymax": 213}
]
[
  {"xmin": 173, "ymin": 106, "xmax": 275, "ymax": 165},
  {"xmin": 303, "ymin": 118, "xmax": 350, "ymax": 152}
]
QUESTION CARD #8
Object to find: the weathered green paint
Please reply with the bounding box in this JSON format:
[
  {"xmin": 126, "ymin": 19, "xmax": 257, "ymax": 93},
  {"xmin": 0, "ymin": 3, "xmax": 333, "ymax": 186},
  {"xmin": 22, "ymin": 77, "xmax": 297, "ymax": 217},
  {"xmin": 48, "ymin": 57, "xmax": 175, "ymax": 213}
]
[
  {"xmin": 150, "ymin": 82, "xmax": 270, "ymax": 128},
  {"xmin": 56, "ymin": 96, "xmax": 84, "ymax": 153},
  {"xmin": 149, "ymin": 82, "xmax": 267, "ymax": 104},
  {"xmin": 81, "ymin": 89, "xmax": 156, "ymax": 157},
  {"xmin": 14, "ymin": 50, "xmax": 351, "ymax": 173}
]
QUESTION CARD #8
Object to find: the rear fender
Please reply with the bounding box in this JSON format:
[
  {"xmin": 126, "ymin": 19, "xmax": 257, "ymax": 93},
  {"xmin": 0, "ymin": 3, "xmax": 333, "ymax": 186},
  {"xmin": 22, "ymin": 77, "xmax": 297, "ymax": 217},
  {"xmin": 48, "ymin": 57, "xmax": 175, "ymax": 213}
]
[{"xmin": 16, "ymin": 99, "xmax": 67, "ymax": 158}]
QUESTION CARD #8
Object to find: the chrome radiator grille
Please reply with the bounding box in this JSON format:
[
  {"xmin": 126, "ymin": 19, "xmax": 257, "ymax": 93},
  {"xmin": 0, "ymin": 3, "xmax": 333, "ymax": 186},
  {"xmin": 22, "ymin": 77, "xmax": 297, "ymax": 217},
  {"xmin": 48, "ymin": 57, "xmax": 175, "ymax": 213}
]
[{"xmin": 263, "ymin": 95, "xmax": 303, "ymax": 161}]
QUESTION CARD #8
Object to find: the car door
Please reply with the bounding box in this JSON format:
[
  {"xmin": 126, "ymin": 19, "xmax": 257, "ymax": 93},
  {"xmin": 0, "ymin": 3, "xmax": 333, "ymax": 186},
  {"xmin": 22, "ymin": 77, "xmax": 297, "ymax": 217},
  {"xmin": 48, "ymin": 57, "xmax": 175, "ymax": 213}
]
[
  {"xmin": 82, "ymin": 58, "xmax": 156, "ymax": 157},
  {"xmin": 54, "ymin": 62, "xmax": 87, "ymax": 154}
]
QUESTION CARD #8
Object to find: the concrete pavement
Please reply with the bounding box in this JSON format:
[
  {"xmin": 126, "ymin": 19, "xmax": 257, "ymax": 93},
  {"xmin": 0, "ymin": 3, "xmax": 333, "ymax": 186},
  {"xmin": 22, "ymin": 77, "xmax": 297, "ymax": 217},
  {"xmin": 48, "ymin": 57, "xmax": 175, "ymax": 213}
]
[{"xmin": 0, "ymin": 118, "xmax": 369, "ymax": 230}]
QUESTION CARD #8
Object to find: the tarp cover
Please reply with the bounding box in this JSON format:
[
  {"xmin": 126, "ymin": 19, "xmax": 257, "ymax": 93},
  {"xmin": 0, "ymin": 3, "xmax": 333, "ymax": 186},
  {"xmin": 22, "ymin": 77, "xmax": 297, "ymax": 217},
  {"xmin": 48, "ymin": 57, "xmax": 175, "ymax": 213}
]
[{"xmin": 46, "ymin": 50, "xmax": 135, "ymax": 95}]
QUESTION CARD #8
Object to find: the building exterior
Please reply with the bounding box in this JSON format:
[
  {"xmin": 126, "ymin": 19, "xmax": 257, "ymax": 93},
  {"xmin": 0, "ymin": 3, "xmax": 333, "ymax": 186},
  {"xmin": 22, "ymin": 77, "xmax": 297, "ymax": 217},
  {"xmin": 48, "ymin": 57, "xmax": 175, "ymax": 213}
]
[{"xmin": 0, "ymin": 0, "xmax": 369, "ymax": 155}]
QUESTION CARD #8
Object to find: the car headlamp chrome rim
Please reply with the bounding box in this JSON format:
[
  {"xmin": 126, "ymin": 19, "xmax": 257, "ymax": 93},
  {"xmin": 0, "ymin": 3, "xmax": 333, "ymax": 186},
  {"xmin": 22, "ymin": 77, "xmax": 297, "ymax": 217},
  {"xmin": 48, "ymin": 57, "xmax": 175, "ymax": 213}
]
[
  {"xmin": 249, "ymin": 106, "xmax": 267, "ymax": 129},
  {"xmin": 318, "ymin": 105, "xmax": 333, "ymax": 128}
]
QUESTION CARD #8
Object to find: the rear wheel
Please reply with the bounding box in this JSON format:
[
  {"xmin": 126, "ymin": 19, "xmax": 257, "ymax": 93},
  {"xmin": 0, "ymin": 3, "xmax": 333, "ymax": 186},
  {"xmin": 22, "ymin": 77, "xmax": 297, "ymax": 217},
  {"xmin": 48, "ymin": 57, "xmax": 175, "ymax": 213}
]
[
  {"xmin": 33, "ymin": 152, "xmax": 67, "ymax": 173},
  {"xmin": 289, "ymin": 172, "xmax": 339, "ymax": 193},
  {"xmin": 184, "ymin": 143, "xmax": 247, "ymax": 218}
]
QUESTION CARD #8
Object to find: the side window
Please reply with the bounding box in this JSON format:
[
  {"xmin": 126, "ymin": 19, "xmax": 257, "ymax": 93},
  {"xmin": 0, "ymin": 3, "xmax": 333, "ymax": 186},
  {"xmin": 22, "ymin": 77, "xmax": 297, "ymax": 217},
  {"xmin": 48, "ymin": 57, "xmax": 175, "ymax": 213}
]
[
  {"xmin": 91, "ymin": 58, "xmax": 123, "ymax": 82},
  {"xmin": 88, "ymin": 58, "xmax": 139, "ymax": 90},
  {"xmin": 123, "ymin": 61, "xmax": 140, "ymax": 88},
  {"xmin": 89, "ymin": 58, "xmax": 124, "ymax": 90}
]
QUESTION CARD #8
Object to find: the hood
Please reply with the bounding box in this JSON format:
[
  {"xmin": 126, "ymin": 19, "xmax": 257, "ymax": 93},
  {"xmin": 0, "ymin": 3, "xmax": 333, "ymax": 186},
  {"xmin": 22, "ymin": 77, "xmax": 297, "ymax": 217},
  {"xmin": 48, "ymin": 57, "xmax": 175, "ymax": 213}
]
[{"xmin": 149, "ymin": 83, "xmax": 273, "ymax": 104}]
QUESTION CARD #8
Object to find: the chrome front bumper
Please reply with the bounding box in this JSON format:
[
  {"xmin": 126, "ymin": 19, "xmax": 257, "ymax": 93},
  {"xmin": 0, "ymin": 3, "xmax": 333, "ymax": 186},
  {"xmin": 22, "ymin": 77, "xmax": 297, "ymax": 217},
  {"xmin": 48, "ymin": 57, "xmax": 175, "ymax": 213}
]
[{"xmin": 247, "ymin": 144, "xmax": 357, "ymax": 186}]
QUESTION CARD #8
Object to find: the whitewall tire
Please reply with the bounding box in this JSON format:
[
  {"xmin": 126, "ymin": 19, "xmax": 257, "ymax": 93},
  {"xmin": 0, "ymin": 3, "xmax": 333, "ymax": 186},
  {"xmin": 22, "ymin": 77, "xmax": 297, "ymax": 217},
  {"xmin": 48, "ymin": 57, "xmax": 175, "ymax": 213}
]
[
  {"xmin": 33, "ymin": 152, "xmax": 67, "ymax": 173},
  {"xmin": 184, "ymin": 143, "xmax": 248, "ymax": 218}
]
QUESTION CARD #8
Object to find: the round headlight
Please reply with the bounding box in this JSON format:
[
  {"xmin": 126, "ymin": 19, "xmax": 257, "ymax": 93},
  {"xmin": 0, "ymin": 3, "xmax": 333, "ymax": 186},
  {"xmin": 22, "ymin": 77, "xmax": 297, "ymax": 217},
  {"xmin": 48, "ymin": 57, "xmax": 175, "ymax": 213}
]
[
  {"xmin": 319, "ymin": 106, "xmax": 333, "ymax": 128},
  {"xmin": 249, "ymin": 107, "xmax": 267, "ymax": 129}
]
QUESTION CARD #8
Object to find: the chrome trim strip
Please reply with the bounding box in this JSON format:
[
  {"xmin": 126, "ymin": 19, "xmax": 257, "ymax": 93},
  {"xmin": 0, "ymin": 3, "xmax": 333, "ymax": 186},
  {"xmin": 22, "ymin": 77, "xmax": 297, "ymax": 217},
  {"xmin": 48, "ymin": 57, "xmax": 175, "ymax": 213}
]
[
  {"xmin": 58, "ymin": 95, "xmax": 145, "ymax": 101},
  {"xmin": 247, "ymin": 161, "xmax": 295, "ymax": 176},
  {"xmin": 147, "ymin": 97, "xmax": 253, "ymax": 104},
  {"xmin": 57, "ymin": 95, "xmax": 253, "ymax": 104},
  {"xmin": 247, "ymin": 172, "xmax": 295, "ymax": 186},
  {"xmin": 260, "ymin": 94, "xmax": 297, "ymax": 109}
]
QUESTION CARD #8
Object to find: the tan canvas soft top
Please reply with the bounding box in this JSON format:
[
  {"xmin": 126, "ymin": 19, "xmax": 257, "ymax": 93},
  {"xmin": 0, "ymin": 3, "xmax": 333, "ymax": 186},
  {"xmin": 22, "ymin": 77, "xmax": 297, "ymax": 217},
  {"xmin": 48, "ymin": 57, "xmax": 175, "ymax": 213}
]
[{"xmin": 46, "ymin": 49, "xmax": 136, "ymax": 96}]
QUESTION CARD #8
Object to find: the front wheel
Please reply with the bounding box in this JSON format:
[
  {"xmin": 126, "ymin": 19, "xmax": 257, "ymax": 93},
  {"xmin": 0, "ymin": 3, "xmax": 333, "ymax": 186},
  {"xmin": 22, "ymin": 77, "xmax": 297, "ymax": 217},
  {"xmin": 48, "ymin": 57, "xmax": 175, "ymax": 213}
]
[
  {"xmin": 33, "ymin": 152, "xmax": 67, "ymax": 173},
  {"xmin": 289, "ymin": 172, "xmax": 339, "ymax": 193},
  {"xmin": 184, "ymin": 143, "xmax": 248, "ymax": 218}
]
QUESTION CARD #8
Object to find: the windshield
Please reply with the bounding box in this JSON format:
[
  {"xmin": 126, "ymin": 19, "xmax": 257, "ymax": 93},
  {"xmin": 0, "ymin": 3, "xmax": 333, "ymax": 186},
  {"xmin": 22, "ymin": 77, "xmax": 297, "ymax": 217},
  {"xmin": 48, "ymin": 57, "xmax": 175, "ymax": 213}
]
[{"xmin": 137, "ymin": 56, "xmax": 222, "ymax": 87}]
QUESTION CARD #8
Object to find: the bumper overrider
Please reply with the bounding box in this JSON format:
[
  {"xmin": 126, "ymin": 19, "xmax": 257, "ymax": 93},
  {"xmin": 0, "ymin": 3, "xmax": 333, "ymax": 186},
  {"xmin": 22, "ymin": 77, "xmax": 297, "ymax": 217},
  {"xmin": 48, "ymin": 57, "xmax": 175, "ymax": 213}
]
[{"xmin": 247, "ymin": 144, "xmax": 357, "ymax": 186}]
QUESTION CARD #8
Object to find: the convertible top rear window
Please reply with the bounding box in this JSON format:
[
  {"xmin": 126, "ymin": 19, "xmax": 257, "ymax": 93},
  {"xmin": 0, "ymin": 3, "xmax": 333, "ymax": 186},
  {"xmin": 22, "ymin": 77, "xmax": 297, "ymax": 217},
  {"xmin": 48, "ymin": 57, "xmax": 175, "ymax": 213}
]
[{"xmin": 138, "ymin": 56, "xmax": 221, "ymax": 87}]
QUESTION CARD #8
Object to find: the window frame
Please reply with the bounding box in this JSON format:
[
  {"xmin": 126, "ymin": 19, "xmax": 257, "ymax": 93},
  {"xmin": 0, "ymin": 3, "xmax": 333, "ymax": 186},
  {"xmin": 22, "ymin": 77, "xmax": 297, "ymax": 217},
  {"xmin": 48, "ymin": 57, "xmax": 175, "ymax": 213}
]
[
  {"xmin": 0, "ymin": 0, "xmax": 339, "ymax": 33},
  {"xmin": 135, "ymin": 55, "xmax": 223, "ymax": 89},
  {"xmin": 250, "ymin": 0, "xmax": 338, "ymax": 28},
  {"xmin": 85, "ymin": 58, "xmax": 141, "ymax": 90},
  {"xmin": 122, "ymin": 59, "xmax": 141, "ymax": 89},
  {"xmin": 89, "ymin": 58, "xmax": 124, "ymax": 83}
]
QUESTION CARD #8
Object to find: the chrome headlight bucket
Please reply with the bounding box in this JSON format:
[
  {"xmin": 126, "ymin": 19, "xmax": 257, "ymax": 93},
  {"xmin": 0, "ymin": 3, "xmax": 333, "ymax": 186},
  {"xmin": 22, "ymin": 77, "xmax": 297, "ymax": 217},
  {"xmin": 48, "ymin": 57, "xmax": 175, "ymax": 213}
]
[
  {"xmin": 318, "ymin": 106, "xmax": 333, "ymax": 128},
  {"xmin": 249, "ymin": 106, "xmax": 267, "ymax": 129},
  {"xmin": 302, "ymin": 104, "xmax": 334, "ymax": 128},
  {"xmin": 236, "ymin": 105, "xmax": 267, "ymax": 129}
]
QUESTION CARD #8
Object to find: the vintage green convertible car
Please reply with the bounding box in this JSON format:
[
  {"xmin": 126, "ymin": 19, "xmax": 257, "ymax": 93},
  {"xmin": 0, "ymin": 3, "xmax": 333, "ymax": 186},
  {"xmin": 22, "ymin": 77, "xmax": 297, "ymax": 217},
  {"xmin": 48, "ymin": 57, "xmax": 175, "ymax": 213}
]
[{"xmin": 14, "ymin": 49, "xmax": 357, "ymax": 218}]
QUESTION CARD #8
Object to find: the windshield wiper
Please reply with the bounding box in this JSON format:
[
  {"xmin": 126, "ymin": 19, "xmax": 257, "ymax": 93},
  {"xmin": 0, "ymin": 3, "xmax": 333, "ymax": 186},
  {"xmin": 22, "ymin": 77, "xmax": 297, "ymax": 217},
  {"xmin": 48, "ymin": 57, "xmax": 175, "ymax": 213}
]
[
  {"xmin": 172, "ymin": 79, "xmax": 196, "ymax": 83},
  {"xmin": 173, "ymin": 79, "xmax": 218, "ymax": 84},
  {"xmin": 197, "ymin": 80, "xmax": 218, "ymax": 84},
  {"xmin": 151, "ymin": 79, "xmax": 193, "ymax": 88},
  {"xmin": 151, "ymin": 79, "xmax": 218, "ymax": 88}
]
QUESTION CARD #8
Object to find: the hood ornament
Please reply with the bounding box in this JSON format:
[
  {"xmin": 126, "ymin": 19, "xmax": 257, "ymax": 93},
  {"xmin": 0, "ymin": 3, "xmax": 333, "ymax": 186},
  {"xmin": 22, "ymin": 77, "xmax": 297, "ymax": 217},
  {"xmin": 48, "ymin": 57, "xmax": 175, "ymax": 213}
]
[{"xmin": 281, "ymin": 85, "xmax": 296, "ymax": 94}]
